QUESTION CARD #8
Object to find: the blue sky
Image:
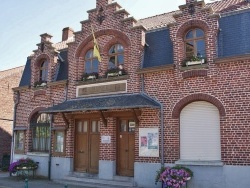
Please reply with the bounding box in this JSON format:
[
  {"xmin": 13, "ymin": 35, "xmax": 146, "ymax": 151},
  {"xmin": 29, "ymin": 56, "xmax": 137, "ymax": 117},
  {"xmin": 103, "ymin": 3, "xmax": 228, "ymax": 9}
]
[{"xmin": 0, "ymin": 0, "xmax": 212, "ymax": 71}]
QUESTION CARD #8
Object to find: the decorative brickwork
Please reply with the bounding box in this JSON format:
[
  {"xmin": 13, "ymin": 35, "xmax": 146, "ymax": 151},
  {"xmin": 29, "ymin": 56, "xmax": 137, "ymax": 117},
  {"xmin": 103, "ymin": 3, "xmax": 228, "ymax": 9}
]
[{"xmin": 12, "ymin": 1, "xmax": 250, "ymax": 185}]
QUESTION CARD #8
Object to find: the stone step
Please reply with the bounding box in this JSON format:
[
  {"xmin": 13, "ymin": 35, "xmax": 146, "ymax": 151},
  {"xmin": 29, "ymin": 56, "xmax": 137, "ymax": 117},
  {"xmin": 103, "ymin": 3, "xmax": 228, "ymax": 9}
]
[{"xmin": 54, "ymin": 174, "xmax": 138, "ymax": 188}]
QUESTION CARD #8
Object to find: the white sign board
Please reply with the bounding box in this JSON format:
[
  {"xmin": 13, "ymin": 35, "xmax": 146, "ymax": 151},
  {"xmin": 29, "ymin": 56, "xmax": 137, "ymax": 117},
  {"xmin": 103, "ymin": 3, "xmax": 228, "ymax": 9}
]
[
  {"xmin": 139, "ymin": 128, "xmax": 159, "ymax": 157},
  {"xmin": 101, "ymin": 136, "xmax": 111, "ymax": 144}
]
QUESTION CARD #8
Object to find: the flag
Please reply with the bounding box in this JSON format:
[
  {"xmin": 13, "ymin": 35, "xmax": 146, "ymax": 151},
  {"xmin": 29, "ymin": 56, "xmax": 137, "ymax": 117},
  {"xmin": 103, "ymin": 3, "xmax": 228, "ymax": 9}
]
[{"xmin": 91, "ymin": 25, "xmax": 101, "ymax": 62}]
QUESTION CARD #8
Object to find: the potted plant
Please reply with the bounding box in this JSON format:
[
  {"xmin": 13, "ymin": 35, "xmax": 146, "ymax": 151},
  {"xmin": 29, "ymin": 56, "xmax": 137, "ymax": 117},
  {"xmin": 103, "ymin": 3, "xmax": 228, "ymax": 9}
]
[
  {"xmin": 34, "ymin": 80, "xmax": 47, "ymax": 87},
  {"xmin": 82, "ymin": 72, "xmax": 98, "ymax": 81},
  {"xmin": 182, "ymin": 55, "xmax": 206, "ymax": 67},
  {"xmin": 155, "ymin": 165, "xmax": 193, "ymax": 188},
  {"xmin": 9, "ymin": 158, "xmax": 38, "ymax": 175},
  {"xmin": 106, "ymin": 65, "xmax": 125, "ymax": 78}
]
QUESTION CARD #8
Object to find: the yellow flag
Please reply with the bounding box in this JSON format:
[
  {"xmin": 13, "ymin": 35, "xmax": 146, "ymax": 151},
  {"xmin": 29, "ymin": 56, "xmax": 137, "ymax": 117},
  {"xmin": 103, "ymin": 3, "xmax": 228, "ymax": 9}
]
[{"xmin": 91, "ymin": 25, "xmax": 101, "ymax": 62}]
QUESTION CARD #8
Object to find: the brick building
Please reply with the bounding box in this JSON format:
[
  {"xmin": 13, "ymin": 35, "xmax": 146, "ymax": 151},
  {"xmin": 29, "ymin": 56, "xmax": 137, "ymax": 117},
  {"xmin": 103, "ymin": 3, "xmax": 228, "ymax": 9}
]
[
  {"xmin": 12, "ymin": 0, "xmax": 250, "ymax": 187},
  {"xmin": 0, "ymin": 66, "xmax": 24, "ymax": 166}
]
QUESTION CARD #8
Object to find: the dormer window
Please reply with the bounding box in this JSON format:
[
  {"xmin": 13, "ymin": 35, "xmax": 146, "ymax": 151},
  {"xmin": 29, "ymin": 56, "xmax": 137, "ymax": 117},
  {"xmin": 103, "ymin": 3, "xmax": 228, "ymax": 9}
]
[
  {"xmin": 185, "ymin": 28, "xmax": 206, "ymax": 59},
  {"xmin": 85, "ymin": 49, "xmax": 99, "ymax": 73},
  {"xmin": 40, "ymin": 60, "xmax": 48, "ymax": 81},
  {"xmin": 108, "ymin": 44, "xmax": 124, "ymax": 69}
]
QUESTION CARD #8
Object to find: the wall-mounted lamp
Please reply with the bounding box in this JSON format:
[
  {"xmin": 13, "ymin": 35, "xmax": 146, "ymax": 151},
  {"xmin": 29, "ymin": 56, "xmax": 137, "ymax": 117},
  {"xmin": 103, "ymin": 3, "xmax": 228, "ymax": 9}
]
[{"xmin": 97, "ymin": 6, "xmax": 105, "ymax": 24}]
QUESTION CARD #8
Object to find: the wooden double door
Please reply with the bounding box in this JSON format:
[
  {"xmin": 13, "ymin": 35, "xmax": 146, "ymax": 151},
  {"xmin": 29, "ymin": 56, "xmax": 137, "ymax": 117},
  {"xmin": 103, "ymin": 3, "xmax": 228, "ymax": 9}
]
[
  {"xmin": 74, "ymin": 119, "xmax": 100, "ymax": 173},
  {"xmin": 117, "ymin": 119, "xmax": 135, "ymax": 177}
]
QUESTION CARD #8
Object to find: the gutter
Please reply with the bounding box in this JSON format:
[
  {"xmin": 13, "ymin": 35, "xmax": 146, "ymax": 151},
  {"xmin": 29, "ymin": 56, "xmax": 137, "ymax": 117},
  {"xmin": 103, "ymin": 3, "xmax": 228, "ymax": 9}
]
[{"xmin": 10, "ymin": 91, "xmax": 20, "ymax": 164}]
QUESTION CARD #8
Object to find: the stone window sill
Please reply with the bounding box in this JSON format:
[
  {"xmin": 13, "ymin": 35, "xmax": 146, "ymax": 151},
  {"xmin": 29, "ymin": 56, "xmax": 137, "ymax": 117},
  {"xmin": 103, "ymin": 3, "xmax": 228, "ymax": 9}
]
[
  {"xmin": 175, "ymin": 160, "xmax": 223, "ymax": 166},
  {"xmin": 27, "ymin": 152, "xmax": 49, "ymax": 157},
  {"xmin": 180, "ymin": 64, "xmax": 208, "ymax": 71}
]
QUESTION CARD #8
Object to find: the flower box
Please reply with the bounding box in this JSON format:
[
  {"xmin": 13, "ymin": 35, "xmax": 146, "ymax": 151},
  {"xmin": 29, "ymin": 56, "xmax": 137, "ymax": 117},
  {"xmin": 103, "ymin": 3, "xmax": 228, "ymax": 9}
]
[
  {"xmin": 82, "ymin": 72, "xmax": 98, "ymax": 81},
  {"xmin": 186, "ymin": 59, "xmax": 205, "ymax": 66}
]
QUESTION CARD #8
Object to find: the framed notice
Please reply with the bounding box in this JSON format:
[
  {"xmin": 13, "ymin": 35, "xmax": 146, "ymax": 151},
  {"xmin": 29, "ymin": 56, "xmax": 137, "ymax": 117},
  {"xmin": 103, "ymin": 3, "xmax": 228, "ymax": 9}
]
[
  {"xmin": 101, "ymin": 136, "xmax": 111, "ymax": 144},
  {"xmin": 139, "ymin": 128, "xmax": 159, "ymax": 157}
]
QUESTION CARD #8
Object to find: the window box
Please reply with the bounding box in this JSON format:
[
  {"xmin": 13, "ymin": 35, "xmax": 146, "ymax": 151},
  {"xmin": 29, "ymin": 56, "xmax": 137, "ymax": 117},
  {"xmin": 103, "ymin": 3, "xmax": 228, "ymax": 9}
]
[
  {"xmin": 106, "ymin": 65, "xmax": 125, "ymax": 78},
  {"xmin": 186, "ymin": 59, "xmax": 205, "ymax": 66},
  {"xmin": 182, "ymin": 56, "xmax": 206, "ymax": 67},
  {"xmin": 82, "ymin": 72, "xmax": 98, "ymax": 81},
  {"xmin": 34, "ymin": 80, "xmax": 47, "ymax": 88}
]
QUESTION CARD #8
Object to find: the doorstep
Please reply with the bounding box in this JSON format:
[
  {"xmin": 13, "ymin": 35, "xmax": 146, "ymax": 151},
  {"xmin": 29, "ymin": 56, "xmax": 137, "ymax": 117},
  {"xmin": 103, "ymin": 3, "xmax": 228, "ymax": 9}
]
[{"xmin": 53, "ymin": 172, "xmax": 139, "ymax": 188}]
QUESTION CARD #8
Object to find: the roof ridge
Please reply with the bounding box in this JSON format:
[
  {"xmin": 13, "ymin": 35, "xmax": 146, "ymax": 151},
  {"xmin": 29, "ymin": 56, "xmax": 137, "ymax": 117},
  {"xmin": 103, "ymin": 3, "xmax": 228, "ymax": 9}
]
[{"xmin": 138, "ymin": 10, "xmax": 179, "ymax": 22}]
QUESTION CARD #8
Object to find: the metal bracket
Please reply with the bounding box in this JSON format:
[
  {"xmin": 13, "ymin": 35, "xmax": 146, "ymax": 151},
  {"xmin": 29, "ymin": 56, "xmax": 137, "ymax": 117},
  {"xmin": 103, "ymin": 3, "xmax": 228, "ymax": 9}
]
[
  {"xmin": 61, "ymin": 113, "xmax": 69, "ymax": 129},
  {"xmin": 132, "ymin": 109, "xmax": 139, "ymax": 126},
  {"xmin": 99, "ymin": 111, "xmax": 107, "ymax": 127}
]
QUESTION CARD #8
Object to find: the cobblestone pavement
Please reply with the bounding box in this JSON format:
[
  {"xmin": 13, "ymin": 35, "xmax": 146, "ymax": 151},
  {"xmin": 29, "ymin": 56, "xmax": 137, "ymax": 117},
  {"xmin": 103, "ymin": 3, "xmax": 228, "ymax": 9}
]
[{"xmin": 0, "ymin": 172, "xmax": 89, "ymax": 188}]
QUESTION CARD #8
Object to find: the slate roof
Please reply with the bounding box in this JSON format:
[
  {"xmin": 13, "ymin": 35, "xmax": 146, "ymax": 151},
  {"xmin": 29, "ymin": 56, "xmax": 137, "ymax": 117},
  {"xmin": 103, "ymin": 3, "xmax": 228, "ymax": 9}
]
[
  {"xmin": 143, "ymin": 29, "xmax": 173, "ymax": 68},
  {"xmin": 41, "ymin": 93, "xmax": 160, "ymax": 113},
  {"xmin": 54, "ymin": 50, "xmax": 68, "ymax": 81},
  {"xmin": 137, "ymin": 0, "xmax": 250, "ymax": 30},
  {"xmin": 19, "ymin": 58, "xmax": 31, "ymax": 87}
]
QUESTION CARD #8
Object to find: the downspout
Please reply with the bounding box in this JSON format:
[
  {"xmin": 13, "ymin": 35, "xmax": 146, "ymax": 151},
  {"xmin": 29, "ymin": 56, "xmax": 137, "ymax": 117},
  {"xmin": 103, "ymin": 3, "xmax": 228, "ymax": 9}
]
[
  {"xmin": 10, "ymin": 91, "xmax": 20, "ymax": 164},
  {"xmin": 48, "ymin": 113, "xmax": 53, "ymax": 180},
  {"xmin": 140, "ymin": 51, "xmax": 164, "ymax": 167},
  {"xmin": 48, "ymin": 80, "xmax": 68, "ymax": 180}
]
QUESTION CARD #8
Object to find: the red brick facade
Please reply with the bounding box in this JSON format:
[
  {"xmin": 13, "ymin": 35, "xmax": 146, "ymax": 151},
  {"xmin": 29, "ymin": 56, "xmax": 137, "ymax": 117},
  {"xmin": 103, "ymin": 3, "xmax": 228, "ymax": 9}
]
[
  {"xmin": 0, "ymin": 67, "xmax": 23, "ymax": 162},
  {"xmin": 12, "ymin": 0, "xmax": 250, "ymax": 187}
]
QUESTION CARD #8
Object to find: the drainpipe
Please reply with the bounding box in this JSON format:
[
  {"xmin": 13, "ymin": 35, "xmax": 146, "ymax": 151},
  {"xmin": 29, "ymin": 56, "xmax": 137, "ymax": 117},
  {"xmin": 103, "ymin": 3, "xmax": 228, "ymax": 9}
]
[
  {"xmin": 10, "ymin": 91, "xmax": 20, "ymax": 164},
  {"xmin": 64, "ymin": 80, "xmax": 68, "ymax": 101},
  {"xmin": 48, "ymin": 80, "xmax": 68, "ymax": 180},
  {"xmin": 48, "ymin": 113, "xmax": 53, "ymax": 180},
  {"xmin": 141, "ymin": 73, "xmax": 164, "ymax": 167}
]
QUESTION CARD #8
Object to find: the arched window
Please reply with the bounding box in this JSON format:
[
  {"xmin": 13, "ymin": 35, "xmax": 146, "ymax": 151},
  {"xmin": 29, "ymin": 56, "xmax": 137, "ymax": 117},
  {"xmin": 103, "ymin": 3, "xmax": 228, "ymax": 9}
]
[
  {"xmin": 39, "ymin": 60, "xmax": 48, "ymax": 81},
  {"xmin": 31, "ymin": 113, "xmax": 50, "ymax": 152},
  {"xmin": 85, "ymin": 49, "xmax": 99, "ymax": 73},
  {"xmin": 185, "ymin": 28, "xmax": 206, "ymax": 59},
  {"xmin": 108, "ymin": 44, "xmax": 124, "ymax": 69}
]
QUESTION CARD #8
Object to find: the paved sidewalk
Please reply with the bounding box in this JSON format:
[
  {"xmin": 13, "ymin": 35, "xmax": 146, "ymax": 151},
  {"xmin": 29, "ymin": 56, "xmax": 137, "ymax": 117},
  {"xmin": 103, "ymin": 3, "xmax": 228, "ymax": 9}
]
[{"xmin": 0, "ymin": 172, "xmax": 90, "ymax": 188}]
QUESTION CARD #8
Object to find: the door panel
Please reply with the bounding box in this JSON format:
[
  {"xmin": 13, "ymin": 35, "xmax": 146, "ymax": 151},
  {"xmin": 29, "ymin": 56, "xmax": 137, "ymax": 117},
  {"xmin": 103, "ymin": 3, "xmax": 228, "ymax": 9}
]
[
  {"xmin": 117, "ymin": 119, "xmax": 135, "ymax": 176},
  {"xmin": 75, "ymin": 119, "xmax": 100, "ymax": 173}
]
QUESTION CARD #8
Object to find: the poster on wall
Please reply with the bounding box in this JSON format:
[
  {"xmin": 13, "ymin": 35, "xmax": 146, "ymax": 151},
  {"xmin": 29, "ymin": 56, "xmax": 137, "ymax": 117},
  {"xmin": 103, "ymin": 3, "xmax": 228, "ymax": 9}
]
[{"xmin": 139, "ymin": 128, "xmax": 159, "ymax": 157}]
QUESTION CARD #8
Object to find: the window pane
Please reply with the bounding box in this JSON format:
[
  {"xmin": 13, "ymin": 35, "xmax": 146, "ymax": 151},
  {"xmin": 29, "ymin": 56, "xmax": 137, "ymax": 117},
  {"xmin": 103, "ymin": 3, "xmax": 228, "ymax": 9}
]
[
  {"xmin": 85, "ymin": 50, "xmax": 93, "ymax": 59},
  {"xmin": 186, "ymin": 30, "xmax": 193, "ymax": 39},
  {"xmin": 186, "ymin": 42, "xmax": 194, "ymax": 58},
  {"xmin": 15, "ymin": 131, "xmax": 24, "ymax": 150},
  {"xmin": 92, "ymin": 60, "xmax": 99, "ymax": 73},
  {"xmin": 92, "ymin": 121, "xmax": 97, "ymax": 132},
  {"xmin": 120, "ymin": 120, "xmax": 127, "ymax": 132},
  {"xmin": 196, "ymin": 29, "xmax": 204, "ymax": 38},
  {"xmin": 85, "ymin": 61, "xmax": 91, "ymax": 73},
  {"xmin": 108, "ymin": 56, "xmax": 116, "ymax": 69},
  {"xmin": 83, "ymin": 121, "xmax": 88, "ymax": 132},
  {"xmin": 117, "ymin": 55, "xmax": 124, "ymax": 65},
  {"xmin": 77, "ymin": 121, "xmax": 83, "ymax": 133},
  {"xmin": 117, "ymin": 44, "xmax": 124, "ymax": 52},
  {"xmin": 37, "ymin": 113, "xmax": 50, "ymax": 123},
  {"xmin": 55, "ymin": 132, "xmax": 64, "ymax": 152},
  {"xmin": 196, "ymin": 40, "xmax": 206, "ymax": 57},
  {"xmin": 97, "ymin": 121, "xmax": 100, "ymax": 132},
  {"xmin": 109, "ymin": 45, "xmax": 116, "ymax": 54}
]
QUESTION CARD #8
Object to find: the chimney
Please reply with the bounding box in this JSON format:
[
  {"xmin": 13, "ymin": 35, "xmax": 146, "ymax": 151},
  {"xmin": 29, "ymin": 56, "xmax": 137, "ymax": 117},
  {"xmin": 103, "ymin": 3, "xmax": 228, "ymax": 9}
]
[
  {"xmin": 62, "ymin": 27, "xmax": 74, "ymax": 41},
  {"xmin": 40, "ymin": 33, "xmax": 52, "ymax": 43}
]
